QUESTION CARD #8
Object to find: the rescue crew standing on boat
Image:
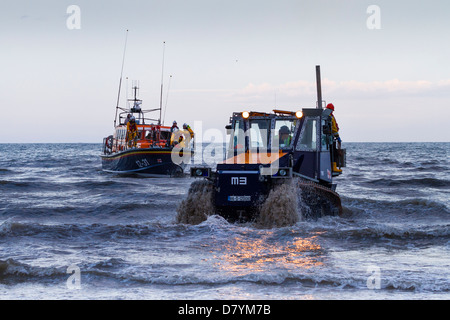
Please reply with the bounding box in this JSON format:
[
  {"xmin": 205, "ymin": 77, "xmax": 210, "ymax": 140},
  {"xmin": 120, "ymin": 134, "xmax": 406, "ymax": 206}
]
[
  {"xmin": 182, "ymin": 123, "xmax": 195, "ymax": 148},
  {"xmin": 126, "ymin": 116, "xmax": 138, "ymax": 148},
  {"xmin": 183, "ymin": 123, "xmax": 194, "ymax": 139},
  {"xmin": 326, "ymin": 103, "xmax": 342, "ymax": 173},
  {"xmin": 169, "ymin": 121, "xmax": 181, "ymax": 146},
  {"xmin": 171, "ymin": 121, "xmax": 179, "ymax": 132},
  {"xmin": 124, "ymin": 114, "xmax": 131, "ymax": 125}
]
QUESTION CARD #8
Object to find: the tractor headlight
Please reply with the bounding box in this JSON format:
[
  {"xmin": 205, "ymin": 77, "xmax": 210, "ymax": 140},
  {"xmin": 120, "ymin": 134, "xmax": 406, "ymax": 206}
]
[
  {"xmin": 191, "ymin": 167, "xmax": 211, "ymax": 178},
  {"xmin": 272, "ymin": 167, "xmax": 292, "ymax": 179}
]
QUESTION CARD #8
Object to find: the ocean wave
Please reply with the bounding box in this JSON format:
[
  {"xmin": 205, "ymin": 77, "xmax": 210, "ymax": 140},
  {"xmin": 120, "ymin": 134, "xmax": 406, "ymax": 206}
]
[
  {"xmin": 0, "ymin": 179, "xmax": 72, "ymax": 193},
  {"xmin": 384, "ymin": 279, "xmax": 450, "ymax": 292},
  {"xmin": 2, "ymin": 205, "xmax": 447, "ymax": 243},
  {"xmin": 1, "ymin": 257, "xmax": 448, "ymax": 294},
  {"xmin": 0, "ymin": 258, "xmax": 65, "ymax": 284},
  {"xmin": 0, "ymin": 257, "xmax": 351, "ymax": 288},
  {"xmin": 342, "ymin": 194, "xmax": 449, "ymax": 216},
  {"xmin": 336, "ymin": 224, "xmax": 450, "ymax": 241},
  {"xmin": 0, "ymin": 220, "xmax": 89, "ymax": 238},
  {"xmin": 366, "ymin": 177, "xmax": 449, "ymax": 188},
  {"xmin": 0, "ymin": 198, "xmax": 177, "ymax": 218},
  {"xmin": 0, "ymin": 180, "xmax": 31, "ymax": 188},
  {"xmin": 395, "ymin": 198, "xmax": 450, "ymax": 211},
  {"xmin": 281, "ymin": 212, "xmax": 450, "ymax": 242},
  {"xmin": 180, "ymin": 212, "xmax": 450, "ymax": 244},
  {"xmin": 69, "ymin": 180, "xmax": 122, "ymax": 189},
  {"xmin": 0, "ymin": 220, "xmax": 178, "ymax": 240},
  {"xmin": 0, "ymin": 178, "xmax": 124, "ymax": 194}
]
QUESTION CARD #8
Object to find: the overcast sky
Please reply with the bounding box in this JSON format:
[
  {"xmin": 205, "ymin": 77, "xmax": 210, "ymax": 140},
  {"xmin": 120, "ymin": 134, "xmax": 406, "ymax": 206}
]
[{"xmin": 1, "ymin": 0, "xmax": 449, "ymax": 143}]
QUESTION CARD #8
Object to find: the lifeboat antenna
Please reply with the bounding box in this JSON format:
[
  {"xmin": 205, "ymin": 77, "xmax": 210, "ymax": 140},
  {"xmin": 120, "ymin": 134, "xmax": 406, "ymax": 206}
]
[
  {"xmin": 162, "ymin": 74, "xmax": 172, "ymax": 125},
  {"xmin": 158, "ymin": 41, "xmax": 166, "ymax": 125},
  {"xmin": 114, "ymin": 29, "xmax": 129, "ymax": 127}
]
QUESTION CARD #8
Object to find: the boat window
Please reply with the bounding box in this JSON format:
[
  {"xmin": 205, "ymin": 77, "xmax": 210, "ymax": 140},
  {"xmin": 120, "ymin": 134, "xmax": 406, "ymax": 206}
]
[
  {"xmin": 145, "ymin": 130, "xmax": 153, "ymax": 140},
  {"xmin": 296, "ymin": 117, "xmax": 318, "ymax": 151},
  {"xmin": 274, "ymin": 119, "xmax": 296, "ymax": 149},
  {"xmin": 160, "ymin": 131, "xmax": 170, "ymax": 141},
  {"xmin": 249, "ymin": 119, "xmax": 270, "ymax": 150}
]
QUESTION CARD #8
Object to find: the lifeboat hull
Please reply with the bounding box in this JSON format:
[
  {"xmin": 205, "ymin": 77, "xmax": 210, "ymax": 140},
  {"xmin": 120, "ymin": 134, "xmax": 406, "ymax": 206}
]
[{"xmin": 100, "ymin": 148, "xmax": 186, "ymax": 177}]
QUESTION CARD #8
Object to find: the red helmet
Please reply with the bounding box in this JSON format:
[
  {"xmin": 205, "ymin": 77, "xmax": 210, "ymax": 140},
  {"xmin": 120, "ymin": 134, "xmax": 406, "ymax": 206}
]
[{"xmin": 326, "ymin": 103, "xmax": 335, "ymax": 111}]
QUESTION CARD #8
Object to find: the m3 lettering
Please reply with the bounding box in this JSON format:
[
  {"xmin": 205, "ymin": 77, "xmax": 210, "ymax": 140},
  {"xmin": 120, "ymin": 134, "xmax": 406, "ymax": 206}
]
[{"xmin": 231, "ymin": 177, "xmax": 247, "ymax": 185}]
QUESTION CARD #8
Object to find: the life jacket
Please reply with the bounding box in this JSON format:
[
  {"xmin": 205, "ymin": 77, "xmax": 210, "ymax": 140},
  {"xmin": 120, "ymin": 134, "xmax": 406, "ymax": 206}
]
[
  {"xmin": 127, "ymin": 121, "xmax": 137, "ymax": 133},
  {"xmin": 331, "ymin": 114, "xmax": 339, "ymax": 135},
  {"xmin": 185, "ymin": 126, "xmax": 194, "ymax": 138},
  {"xmin": 275, "ymin": 135, "xmax": 291, "ymax": 147},
  {"xmin": 281, "ymin": 135, "xmax": 291, "ymax": 146}
]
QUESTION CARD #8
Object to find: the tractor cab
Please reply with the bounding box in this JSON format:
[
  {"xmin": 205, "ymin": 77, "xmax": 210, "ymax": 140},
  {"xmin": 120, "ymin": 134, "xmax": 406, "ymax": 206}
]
[{"xmin": 223, "ymin": 108, "xmax": 344, "ymax": 187}]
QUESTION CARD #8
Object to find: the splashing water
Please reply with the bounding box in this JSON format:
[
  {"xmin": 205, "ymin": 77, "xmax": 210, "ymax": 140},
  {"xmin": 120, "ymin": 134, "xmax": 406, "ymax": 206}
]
[
  {"xmin": 256, "ymin": 179, "xmax": 304, "ymax": 228},
  {"xmin": 176, "ymin": 179, "xmax": 215, "ymax": 225},
  {"xmin": 177, "ymin": 178, "xmax": 318, "ymax": 227}
]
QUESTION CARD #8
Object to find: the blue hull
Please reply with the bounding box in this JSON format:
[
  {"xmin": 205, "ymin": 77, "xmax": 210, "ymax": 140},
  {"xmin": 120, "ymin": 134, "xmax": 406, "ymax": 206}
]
[{"xmin": 101, "ymin": 148, "xmax": 186, "ymax": 177}]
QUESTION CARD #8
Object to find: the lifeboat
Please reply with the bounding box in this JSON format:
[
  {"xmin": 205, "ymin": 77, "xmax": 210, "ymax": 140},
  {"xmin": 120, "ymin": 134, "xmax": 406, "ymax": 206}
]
[{"xmin": 101, "ymin": 82, "xmax": 193, "ymax": 177}]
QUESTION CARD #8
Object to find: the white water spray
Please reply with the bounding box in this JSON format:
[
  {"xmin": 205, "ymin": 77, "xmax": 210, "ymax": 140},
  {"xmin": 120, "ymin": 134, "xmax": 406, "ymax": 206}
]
[{"xmin": 176, "ymin": 180, "xmax": 215, "ymax": 225}]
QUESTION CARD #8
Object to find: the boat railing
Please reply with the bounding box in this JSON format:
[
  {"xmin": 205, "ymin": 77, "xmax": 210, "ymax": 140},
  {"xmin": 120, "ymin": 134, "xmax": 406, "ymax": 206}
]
[
  {"xmin": 103, "ymin": 127, "xmax": 196, "ymax": 155},
  {"xmin": 117, "ymin": 112, "xmax": 160, "ymax": 126},
  {"xmin": 102, "ymin": 134, "xmax": 173, "ymax": 155}
]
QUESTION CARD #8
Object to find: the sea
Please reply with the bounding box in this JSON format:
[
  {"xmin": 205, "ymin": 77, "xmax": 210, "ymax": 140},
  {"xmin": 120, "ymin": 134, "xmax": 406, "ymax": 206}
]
[{"xmin": 0, "ymin": 142, "xmax": 448, "ymax": 300}]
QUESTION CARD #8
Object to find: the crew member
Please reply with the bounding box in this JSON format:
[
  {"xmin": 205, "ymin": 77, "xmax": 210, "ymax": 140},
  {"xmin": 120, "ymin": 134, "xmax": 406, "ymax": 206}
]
[
  {"xmin": 182, "ymin": 123, "xmax": 194, "ymax": 148},
  {"xmin": 169, "ymin": 121, "xmax": 180, "ymax": 146},
  {"xmin": 278, "ymin": 125, "xmax": 292, "ymax": 147},
  {"xmin": 126, "ymin": 116, "xmax": 138, "ymax": 148},
  {"xmin": 154, "ymin": 124, "xmax": 161, "ymax": 145},
  {"xmin": 326, "ymin": 103, "xmax": 342, "ymax": 173},
  {"xmin": 171, "ymin": 121, "xmax": 179, "ymax": 132},
  {"xmin": 124, "ymin": 114, "xmax": 132, "ymax": 125},
  {"xmin": 183, "ymin": 123, "xmax": 194, "ymax": 139}
]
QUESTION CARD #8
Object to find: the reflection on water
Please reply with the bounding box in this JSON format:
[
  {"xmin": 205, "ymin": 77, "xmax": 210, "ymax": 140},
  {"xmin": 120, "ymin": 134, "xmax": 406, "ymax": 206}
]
[{"xmin": 213, "ymin": 232, "xmax": 324, "ymax": 276}]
